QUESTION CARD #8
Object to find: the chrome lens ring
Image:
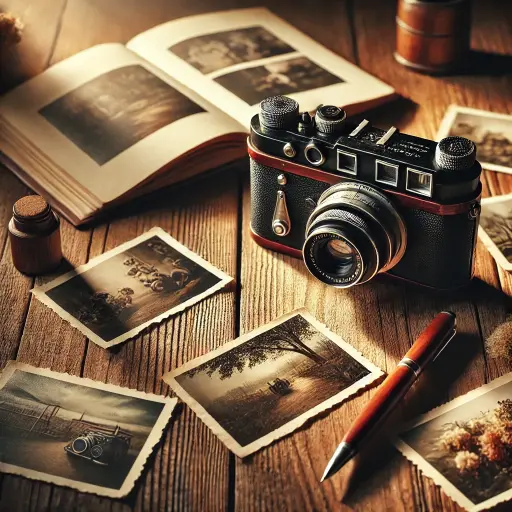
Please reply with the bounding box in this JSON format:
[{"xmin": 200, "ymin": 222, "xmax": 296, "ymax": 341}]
[
  {"xmin": 309, "ymin": 182, "xmax": 406, "ymax": 272},
  {"xmin": 304, "ymin": 209, "xmax": 382, "ymax": 287}
]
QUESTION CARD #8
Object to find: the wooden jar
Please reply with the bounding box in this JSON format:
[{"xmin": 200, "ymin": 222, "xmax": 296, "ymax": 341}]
[
  {"xmin": 9, "ymin": 195, "xmax": 62, "ymax": 275},
  {"xmin": 395, "ymin": 0, "xmax": 471, "ymax": 74}
]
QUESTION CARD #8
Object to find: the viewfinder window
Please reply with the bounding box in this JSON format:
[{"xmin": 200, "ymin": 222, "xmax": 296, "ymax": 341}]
[
  {"xmin": 406, "ymin": 168, "xmax": 433, "ymax": 197},
  {"xmin": 375, "ymin": 160, "xmax": 398, "ymax": 187},
  {"xmin": 337, "ymin": 150, "xmax": 357, "ymax": 175}
]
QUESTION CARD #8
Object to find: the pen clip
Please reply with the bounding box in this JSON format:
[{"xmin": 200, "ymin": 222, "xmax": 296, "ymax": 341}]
[{"xmin": 432, "ymin": 327, "xmax": 457, "ymax": 362}]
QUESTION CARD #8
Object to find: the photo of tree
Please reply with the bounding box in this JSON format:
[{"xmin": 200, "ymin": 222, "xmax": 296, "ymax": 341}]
[
  {"xmin": 39, "ymin": 64, "xmax": 204, "ymax": 165},
  {"xmin": 169, "ymin": 26, "xmax": 295, "ymax": 74},
  {"xmin": 173, "ymin": 313, "xmax": 373, "ymax": 450},
  {"xmin": 213, "ymin": 56, "xmax": 343, "ymax": 105}
]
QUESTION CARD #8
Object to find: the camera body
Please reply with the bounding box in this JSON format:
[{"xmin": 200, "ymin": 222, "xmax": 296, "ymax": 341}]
[{"xmin": 249, "ymin": 96, "xmax": 482, "ymax": 290}]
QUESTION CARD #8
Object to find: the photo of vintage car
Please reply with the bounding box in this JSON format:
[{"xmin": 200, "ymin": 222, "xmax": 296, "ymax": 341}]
[{"xmin": 64, "ymin": 425, "xmax": 132, "ymax": 466}]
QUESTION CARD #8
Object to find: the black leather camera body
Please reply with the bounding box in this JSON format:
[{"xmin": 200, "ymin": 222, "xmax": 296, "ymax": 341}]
[{"xmin": 249, "ymin": 95, "xmax": 482, "ymax": 290}]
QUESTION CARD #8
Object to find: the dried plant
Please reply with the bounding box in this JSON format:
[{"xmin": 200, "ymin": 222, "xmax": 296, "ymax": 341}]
[
  {"xmin": 486, "ymin": 317, "xmax": 512, "ymax": 360},
  {"xmin": 0, "ymin": 13, "xmax": 23, "ymax": 48}
]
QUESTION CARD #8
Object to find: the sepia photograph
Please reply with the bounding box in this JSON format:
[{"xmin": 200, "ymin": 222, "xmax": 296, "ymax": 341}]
[
  {"xmin": 164, "ymin": 309, "xmax": 383, "ymax": 457},
  {"xmin": 168, "ymin": 25, "xmax": 295, "ymax": 75},
  {"xmin": 437, "ymin": 106, "xmax": 512, "ymax": 174},
  {"xmin": 32, "ymin": 228, "xmax": 232, "ymax": 348},
  {"xmin": 0, "ymin": 362, "xmax": 176, "ymax": 498},
  {"xmin": 39, "ymin": 64, "xmax": 204, "ymax": 165},
  {"xmin": 214, "ymin": 55, "xmax": 343, "ymax": 105},
  {"xmin": 396, "ymin": 372, "xmax": 512, "ymax": 512},
  {"xmin": 478, "ymin": 194, "xmax": 512, "ymax": 271}
]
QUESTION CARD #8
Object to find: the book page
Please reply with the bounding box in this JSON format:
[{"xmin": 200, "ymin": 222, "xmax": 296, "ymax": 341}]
[
  {"xmin": 0, "ymin": 44, "xmax": 243, "ymax": 204},
  {"xmin": 127, "ymin": 8, "xmax": 395, "ymax": 127}
]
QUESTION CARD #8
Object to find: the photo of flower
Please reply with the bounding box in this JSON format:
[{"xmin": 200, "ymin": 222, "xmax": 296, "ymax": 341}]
[{"xmin": 397, "ymin": 374, "xmax": 512, "ymax": 511}]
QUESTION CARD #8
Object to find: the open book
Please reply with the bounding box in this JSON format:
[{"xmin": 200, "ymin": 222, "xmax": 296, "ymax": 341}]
[{"xmin": 0, "ymin": 8, "xmax": 395, "ymax": 226}]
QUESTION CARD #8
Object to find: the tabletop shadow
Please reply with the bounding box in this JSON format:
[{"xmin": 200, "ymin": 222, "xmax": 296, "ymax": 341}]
[{"xmin": 454, "ymin": 50, "xmax": 512, "ymax": 77}]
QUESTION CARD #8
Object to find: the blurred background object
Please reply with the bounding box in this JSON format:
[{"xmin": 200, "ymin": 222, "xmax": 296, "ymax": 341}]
[{"xmin": 395, "ymin": 0, "xmax": 472, "ymax": 74}]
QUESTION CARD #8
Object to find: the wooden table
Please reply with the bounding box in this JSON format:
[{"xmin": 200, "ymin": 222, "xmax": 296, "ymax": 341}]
[{"xmin": 0, "ymin": 1, "xmax": 511, "ymax": 510}]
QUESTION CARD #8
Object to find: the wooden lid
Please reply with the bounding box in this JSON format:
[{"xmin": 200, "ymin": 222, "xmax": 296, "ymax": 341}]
[{"xmin": 13, "ymin": 195, "xmax": 50, "ymax": 219}]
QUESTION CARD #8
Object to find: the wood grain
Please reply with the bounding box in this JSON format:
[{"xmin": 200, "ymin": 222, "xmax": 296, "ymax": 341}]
[{"xmin": 0, "ymin": 0, "xmax": 510, "ymax": 511}]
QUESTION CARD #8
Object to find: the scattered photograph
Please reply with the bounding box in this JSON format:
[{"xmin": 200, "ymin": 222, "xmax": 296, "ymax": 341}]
[
  {"xmin": 0, "ymin": 361, "xmax": 176, "ymax": 497},
  {"xmin": 437, "ymin": 105, "xmax": 512, "ymax": 174},
  {"xmin": 39, "ymin": 64, "xmax": 204, "ymax": 165},
  {"xmin": 214, "ymin": 56, "xmax": 343, "ymax": 106},
  {"xmin": 395, "ymin": 372, "xmax": 512, "ymax": 512},
  {"xmin": 163, "ymin": 309, "xmax": 383, "ymax": 457},
  {"xmin": 32, "ymin": 227, "xmax": 232, "ymax": 348},
  {"xmin": 169, "ymin": 25, "xmax": 295, "ymax": 75},
  {"xmin": 478, "ymin": 194, "xmax": 512, "ymax": 271}
]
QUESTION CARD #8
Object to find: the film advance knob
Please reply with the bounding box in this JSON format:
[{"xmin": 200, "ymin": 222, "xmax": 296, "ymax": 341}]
[
  {"xmin": 435, "ymin": 136, "xmax": 477, "ymax": 171},
  {"xmin": 314, "ymin": 105, "xmax": 347, "ymax": 134},
  {"xmin": 259, "ymin": 95, "xmax": 299, "ymax": 130}
]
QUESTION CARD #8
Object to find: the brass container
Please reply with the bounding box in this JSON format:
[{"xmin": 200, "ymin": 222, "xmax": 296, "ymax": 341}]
[
  {"xmin": 395, "ymin": 0, "xmax": 472, "ymax": 74},
  {"xmin": 9, "ymin": 195, "xmax": 62, "ymax": 275}
]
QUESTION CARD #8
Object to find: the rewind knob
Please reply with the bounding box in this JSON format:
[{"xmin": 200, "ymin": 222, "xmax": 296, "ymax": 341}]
[
  {"xmin": 435, "ymin": 136, "xmax": 476, "ymax": 171},
  {"xmin": 315, "ymin": 105, "xmax": 347, "ymax": 134},
  {"xmin": 259, "ymin": 95, "xmax": 299, "ymax": 130}
]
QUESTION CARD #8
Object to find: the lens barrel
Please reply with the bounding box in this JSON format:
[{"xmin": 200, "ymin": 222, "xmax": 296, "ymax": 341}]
[{"xmin": 303, "ymin": 182, "xmax": 406, "ymax": 288}]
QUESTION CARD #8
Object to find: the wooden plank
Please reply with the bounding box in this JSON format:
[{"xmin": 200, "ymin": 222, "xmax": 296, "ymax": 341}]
[
  {"xmin": 0, "ymin": 1, "xmax": 70, "ymax": 508},
  {"xmin": 234, "ymin": 1, "xmax": 421, "ymax": 510},
  {"xmin": 236, "ymin": 0, "xmax": 512, "ymax": 511},
  {"xmin": 349, "ymin": 0, "xmax": 512, "ymax": 511}
]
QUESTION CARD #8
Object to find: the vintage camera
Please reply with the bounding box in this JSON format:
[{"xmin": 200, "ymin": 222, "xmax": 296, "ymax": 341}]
[
  {"xmin": 249, "ymin": 95, "xmax": 482, "ymax": 289},
  {"xmin": 64, "ymin": 429, "xmax": 130, "ymax": 466}
]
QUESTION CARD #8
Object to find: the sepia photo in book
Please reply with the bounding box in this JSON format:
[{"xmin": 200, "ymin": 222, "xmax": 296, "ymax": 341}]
[
  {"xmin": 395, "ymin": 372, "xmax": 512, "ymax": 512},
  {"xmin": 0, "ymin": 361, "xmax": 177, "ymax": 498},
  {"xmin": 0, "ymin": 8, "xmax": 394, "ymax": 226},
  {"xmin": 478, "ymin": 193, "xmax": 512, "ymax": 272},
  {"xmin": 163, "ymin": 309, "xmax": 383, "ymax": 457},
  {"xmin": 31, "ymin": 227, "xmax": 233, "ymax": 348}
]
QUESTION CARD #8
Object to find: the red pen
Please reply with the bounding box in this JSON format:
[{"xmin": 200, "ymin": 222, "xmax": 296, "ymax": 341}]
[{"xmin": 321, "ymin": 311, "xmax": 457, "ymax": 481}]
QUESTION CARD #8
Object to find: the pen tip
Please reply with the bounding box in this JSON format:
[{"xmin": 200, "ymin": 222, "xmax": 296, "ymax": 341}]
[{"xmin": 321, "ymin": 442, "xmax": 355, "ymax": 482}]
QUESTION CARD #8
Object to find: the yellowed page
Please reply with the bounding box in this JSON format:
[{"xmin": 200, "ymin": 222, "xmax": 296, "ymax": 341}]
[
  {"xmin": 128, "ymin": 8, "xmax": 395, "ymax": 126},
  {"xmin": 0, "ymin": 43, "xmax": 243, "ymax": 204}
]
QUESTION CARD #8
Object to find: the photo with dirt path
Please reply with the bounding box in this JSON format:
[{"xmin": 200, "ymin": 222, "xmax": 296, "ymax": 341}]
[
  {"xmin": 169, "ymin": 311, "xmax": 382, "ymax": 455},
  {"xmin": 0, "ymin": 364, "xmax": 174, "ymax": 495}
]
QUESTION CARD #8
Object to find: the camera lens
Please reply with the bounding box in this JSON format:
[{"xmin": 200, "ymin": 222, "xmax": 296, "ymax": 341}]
[{"xmin": 303, "ymin": 182, "xmax": 406, "ymax": 287}]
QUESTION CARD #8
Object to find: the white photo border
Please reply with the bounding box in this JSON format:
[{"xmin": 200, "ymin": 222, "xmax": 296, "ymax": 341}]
[
  {"xmin": 437, "ymin": 105, "xmax": 512, "ymax": 175},
  {"xmin": 0, "ymin": 361, "xmax": 177, "ymax": 498},
  {"xmin": 395, "ymin": 371, "xmax": 512, "ymax": 512},
  {"xmin": 163, "ymin": 308, "xmax": 384, "ymax": 458},
  {"xmin": 32, "ymin": 227, "xmax": 233, "ymax": 348},
  {"xmin": 478, "ymin": 193, "xmax": 512, "ymax": 271}
]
